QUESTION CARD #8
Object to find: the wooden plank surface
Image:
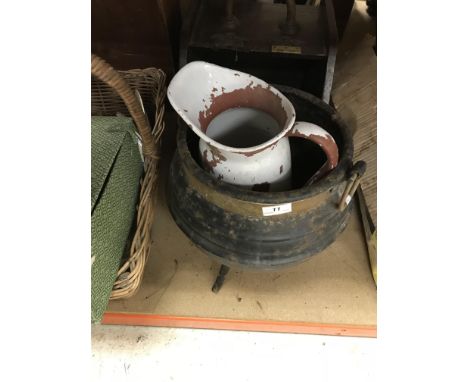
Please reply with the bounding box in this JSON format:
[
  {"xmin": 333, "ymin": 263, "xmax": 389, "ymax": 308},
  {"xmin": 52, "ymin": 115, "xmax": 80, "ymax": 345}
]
[{"xmin": 333, "ymin": 33, "xmax": 377, "ymax": 224}]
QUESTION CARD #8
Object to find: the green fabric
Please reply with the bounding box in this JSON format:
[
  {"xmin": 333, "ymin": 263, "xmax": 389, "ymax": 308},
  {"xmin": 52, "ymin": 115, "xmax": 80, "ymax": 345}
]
[{"xmin": 91, "ymin": 116, "xmax": 143, "ymax": 323}]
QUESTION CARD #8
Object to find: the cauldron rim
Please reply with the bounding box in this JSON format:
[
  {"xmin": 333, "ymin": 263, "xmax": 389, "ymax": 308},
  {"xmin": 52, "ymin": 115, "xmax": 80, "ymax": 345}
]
[{"xmin": 176, "ymin": 85, "xmax": 354, "ymax": 204}]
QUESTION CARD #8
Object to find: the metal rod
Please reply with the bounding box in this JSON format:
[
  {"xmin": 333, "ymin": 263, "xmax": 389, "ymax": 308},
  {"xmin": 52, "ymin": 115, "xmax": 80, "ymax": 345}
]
[
  {"xmin": 321, "ymin": 0, "xmax": 339, "ymax": 104},
  {"xmin": 226, "ymin": 0, "xmax": 234, "ymax": 21},
  {"xmin": 285, "ymin": 0, "xmax": 296, "ymax": 24},
  {"xmin": 211, "ymin": 264, "xmax": 230, "ymax": 293},
  {"xmin": 280, "ymin": 0, "xmax": 299, "ymax": 36},
  {"xmin": 338, "ymin": 174, "xmax": 357, "ymax": 211}
]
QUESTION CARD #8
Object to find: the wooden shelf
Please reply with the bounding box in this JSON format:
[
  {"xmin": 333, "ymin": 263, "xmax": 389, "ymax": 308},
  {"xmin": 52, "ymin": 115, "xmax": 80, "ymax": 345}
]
[{"xmin": 104, "ymin": 121, "xmax": 377, "ymax": 338}]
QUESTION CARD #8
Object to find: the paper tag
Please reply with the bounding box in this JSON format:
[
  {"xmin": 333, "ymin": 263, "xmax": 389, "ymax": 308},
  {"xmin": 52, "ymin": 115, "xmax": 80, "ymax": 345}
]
[
  {"xmin": 262, "ymin": 203, "xmax": 292, "ymax": 216},
  {"xmin": 346, "ymin": 195, "xmax": 352, "ymax": 205}
]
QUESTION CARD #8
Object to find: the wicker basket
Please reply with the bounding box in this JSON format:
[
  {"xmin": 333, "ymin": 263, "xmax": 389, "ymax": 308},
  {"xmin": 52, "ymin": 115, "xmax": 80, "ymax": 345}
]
[{"xmin": 91, "ymin": 54, "xmax": 165, "ymax": 299}]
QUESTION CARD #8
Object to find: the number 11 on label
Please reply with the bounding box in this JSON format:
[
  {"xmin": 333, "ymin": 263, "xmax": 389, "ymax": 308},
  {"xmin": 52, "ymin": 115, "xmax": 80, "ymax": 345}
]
[{"xmin": 262, "ymin": 203, "xmax": 292, "ymax": 216}]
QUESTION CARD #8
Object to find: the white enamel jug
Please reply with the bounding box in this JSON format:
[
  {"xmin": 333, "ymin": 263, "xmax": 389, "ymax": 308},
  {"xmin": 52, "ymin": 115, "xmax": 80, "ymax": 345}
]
[{"xmin": 168, "ymin": 61, "xmax": 339, "ymax": 191}]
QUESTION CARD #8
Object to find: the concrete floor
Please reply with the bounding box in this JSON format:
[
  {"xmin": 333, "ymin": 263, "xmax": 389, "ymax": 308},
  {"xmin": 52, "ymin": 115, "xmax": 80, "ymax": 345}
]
[
  {"xmin": 91, "ymin": 2, "xmax": 377, "ymax": 381},
  {"xmin": 92, "ymin": 324, "xmax": 376, "ymax": 381}
]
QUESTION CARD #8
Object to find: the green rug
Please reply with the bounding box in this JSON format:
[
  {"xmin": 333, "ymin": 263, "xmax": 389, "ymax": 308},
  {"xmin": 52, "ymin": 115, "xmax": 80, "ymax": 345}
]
[{"xmin": 91, "ymin": 116, "xmax": 143, "ymax": 323}]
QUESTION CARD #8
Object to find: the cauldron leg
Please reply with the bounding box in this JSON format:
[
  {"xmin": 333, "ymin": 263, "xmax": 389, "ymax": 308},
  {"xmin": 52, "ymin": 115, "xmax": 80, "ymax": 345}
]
[{"xmin": 211, "ymin": 264, "xmax": 230, "ymax": 293}]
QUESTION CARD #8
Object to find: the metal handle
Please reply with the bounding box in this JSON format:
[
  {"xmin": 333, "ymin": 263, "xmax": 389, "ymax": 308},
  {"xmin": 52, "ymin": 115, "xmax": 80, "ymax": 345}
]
[
  {"xmin": 338, "ymin": 161, "xmax": 367, "ymax": 211},
  {"xmin": 286, "ymin": 121, "xmax": 339, "ymax": 186},
  {"xmin": 280, "ymin": 0, "xmax": 300, "ymax": 36},
  {"xmin": 222, "ymin": 0, "xmax": 239, "ymax": 32}
]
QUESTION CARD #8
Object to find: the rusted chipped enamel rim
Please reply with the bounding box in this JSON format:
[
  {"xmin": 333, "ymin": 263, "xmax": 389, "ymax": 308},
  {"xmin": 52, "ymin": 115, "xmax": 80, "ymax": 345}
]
[{"xmin": 167, "ymin": 61, "xmax": 296, "ymax": 155}]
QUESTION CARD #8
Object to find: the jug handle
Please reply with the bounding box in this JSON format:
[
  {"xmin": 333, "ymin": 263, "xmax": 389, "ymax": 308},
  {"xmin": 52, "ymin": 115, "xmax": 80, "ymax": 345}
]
[{"xmin": 286, "ymin": 122, "xmax": 339, "ymax": 185}]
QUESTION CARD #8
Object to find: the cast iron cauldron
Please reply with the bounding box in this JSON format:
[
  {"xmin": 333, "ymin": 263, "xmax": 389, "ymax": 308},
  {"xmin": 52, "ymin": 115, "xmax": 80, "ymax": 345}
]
[{"xmin": 168, "ymin": 85, "xmax": 364, "ymax": 270}]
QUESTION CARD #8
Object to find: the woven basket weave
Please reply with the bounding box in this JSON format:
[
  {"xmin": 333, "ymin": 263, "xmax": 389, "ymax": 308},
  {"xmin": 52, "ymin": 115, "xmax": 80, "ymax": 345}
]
[{"xmin": 91, "ymin": 54, "xmax": 165, "ymax": 299}]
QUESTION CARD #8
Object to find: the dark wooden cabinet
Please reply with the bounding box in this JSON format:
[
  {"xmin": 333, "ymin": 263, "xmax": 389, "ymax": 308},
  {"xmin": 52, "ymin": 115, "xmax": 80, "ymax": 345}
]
[{"xmin": 179, "ymin": 0, "xmax": 341, "ymax": 101}]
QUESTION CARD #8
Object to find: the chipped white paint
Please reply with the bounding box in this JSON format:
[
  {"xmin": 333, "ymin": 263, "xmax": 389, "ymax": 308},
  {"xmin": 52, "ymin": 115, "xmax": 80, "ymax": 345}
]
[
  {"xmin": 167, "ymin": 61, "xmax": 294, "ymax": 155},
  {"xmin": 168, "ymin": 61, "xmax": 339, "ymax": 190},
  {"xmin": 293, "ymin": 122, "xmax": 334, "ymax": 140}
]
